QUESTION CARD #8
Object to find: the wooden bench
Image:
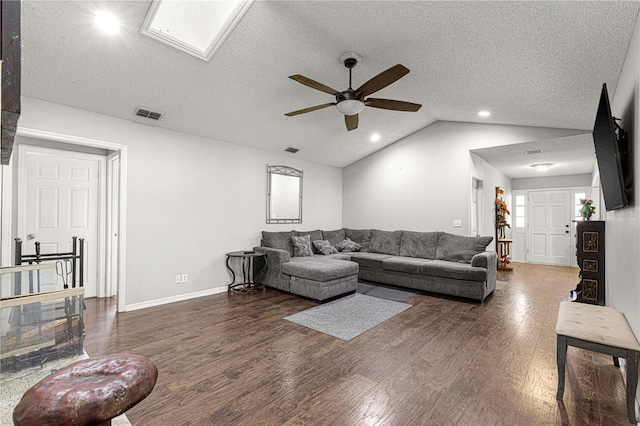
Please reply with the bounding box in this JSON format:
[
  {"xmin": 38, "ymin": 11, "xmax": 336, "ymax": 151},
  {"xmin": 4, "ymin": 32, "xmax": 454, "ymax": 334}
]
[{"xmin": 556, "ymin": 301, "xmax": 640, "ymax": 424}]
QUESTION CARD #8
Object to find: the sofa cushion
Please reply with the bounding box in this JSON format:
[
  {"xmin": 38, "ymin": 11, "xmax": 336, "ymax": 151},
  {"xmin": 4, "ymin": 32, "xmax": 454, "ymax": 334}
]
[
  {"xmin": 322, "ymin": 229, "xmax": 345, "ymax": 247},
  {"xmin": 336, "ymin": 238, "xmax": 362, "ymax": 252},
  {"xmin": 291, "ymin": 235, "xmax": 313, "ymax": 257},
  {"xmin": 421, "ymin": 260, "xmax": 488, "ymax": 282},
  {"xmin": 348, "ymin": 252, "xmax": 394, "ymax": 269},
  {"xmin": 345, "ymin": 229, "xmax": 372, "ymax": 252},
  {"xmin": 369, "ymin": 230, "xmax": 403, "ymax": 255},
  {"xmin": 296, "ymin": 230, "xmax": 322, "ymax": 243},
  {"xmin": 326, "ymin": 253, "xmax": 352, "ymax": 261},
  {"xmin": 262, "ymin": 231, "xmax": 295, "ymax": 256},
  {"xmin": 282, "ymin": 259, "xmax": 359, "ymax": 282},
  {"xmin": 382, "ymin": 256, "xmax": 433, "ymax": 274},
  {"xmin": 312, "ymin": 240, "xmax": 339, "ymax": 255},
  {"xmin": 435, "ymin": 233, "xmax": 493, "ymax": 263},
  {"xmin": 399, "ymin": 231, "xmax": 441, "ymax": 259}
]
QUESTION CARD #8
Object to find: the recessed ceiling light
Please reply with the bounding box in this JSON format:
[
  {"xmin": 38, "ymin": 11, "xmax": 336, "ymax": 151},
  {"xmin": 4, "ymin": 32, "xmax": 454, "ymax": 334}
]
[
  {"xmin": 531, "ymin": 163, "xmax": 553, "ymax": 172},
  {"xmin": 370, "ymin": 133, "xmax": 381, "ymax": 142},
  {"xmin": 478, "ymin": 110, "xmax": 491, "ymax": 117},
  {"xmin": 94, "ymin": 11, "xmax": 121, "ymax": 35}
]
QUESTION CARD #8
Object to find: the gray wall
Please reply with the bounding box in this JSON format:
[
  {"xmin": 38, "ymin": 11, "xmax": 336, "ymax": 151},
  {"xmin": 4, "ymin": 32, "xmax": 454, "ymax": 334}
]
[
  {"xmin": 342, "ymin": 121, "xmax": 585, "ymax": 240},
  {"xmin": 607, "ymin": 14, "xmax": 640, "ymax": 336},
  {"xmin": 13, "ymin": 98, "xmax": 343, "ymax": 308}
]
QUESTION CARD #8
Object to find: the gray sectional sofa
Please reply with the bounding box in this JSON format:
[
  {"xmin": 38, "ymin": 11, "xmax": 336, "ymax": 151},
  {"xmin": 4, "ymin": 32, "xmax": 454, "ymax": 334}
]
[{"xmin": 254, "ymin": 228, "xmax": 496, "ymax": 303}]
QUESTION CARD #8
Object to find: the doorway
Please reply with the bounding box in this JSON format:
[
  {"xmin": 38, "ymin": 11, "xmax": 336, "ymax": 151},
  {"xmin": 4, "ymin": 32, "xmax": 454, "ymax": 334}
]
[
  {"xmin": 512, "ymin": 187, "xmax": 590, "ymax": 266},
  {"xmin": 12, "ymin": 128, "xmax": 128, "ymax": 312},
  {"xmin": 527, "ymin": 189, "xmax": 572, "ymax": 265}
]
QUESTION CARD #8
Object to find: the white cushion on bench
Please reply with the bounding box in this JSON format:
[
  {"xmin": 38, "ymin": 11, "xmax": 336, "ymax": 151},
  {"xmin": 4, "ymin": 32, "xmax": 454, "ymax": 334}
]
[{"xmin": 556, "ymin": 301, "xmax": 640, "ymax": 352}]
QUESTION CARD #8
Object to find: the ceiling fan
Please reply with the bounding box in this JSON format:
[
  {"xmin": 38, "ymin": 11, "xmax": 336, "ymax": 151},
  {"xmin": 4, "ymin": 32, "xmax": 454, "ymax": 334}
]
[{"xmin": 285, "ymin": 57, "xmax": 422, "ymax": 131}]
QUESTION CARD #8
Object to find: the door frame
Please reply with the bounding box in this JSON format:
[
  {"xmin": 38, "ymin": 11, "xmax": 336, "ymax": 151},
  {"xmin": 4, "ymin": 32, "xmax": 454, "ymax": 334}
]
[
  {"xmin": 470, "ymin": 177, "xmax": 483, "ymax": 237},
  {"xmin": 17, "ymin": 144, "xmax": 107, "ymax": 298},
  {"xmin": 106, "ymin": 152, "xmax": 120, "ymax": 298},
  {"xmin": 513, "ymin": 186, "xmax": 590, "ymax": 267},
  {"xmin": 15, "ymin": 127, "xmax": 128, "ymax": 312}
]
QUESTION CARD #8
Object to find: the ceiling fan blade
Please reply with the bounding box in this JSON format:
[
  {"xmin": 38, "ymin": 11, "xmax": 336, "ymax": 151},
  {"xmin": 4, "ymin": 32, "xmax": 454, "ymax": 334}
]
[
  {"xmin": 285, "ymin": 102, "xmax": 336, "ymax": 117},
  {"xmin": 356, "ymin": 64, "xmax": 410, "ymax": 98},
  {"xmin": 345, "ymin": 114, "xmax": 358, "ymax": 131},
  {"xmin": 365, "ymin": 98, "xmax": 422, "ymax": 112},
  {"xmin": 289, "ymin": 75, "xmax": 340, "ymax": 95}
]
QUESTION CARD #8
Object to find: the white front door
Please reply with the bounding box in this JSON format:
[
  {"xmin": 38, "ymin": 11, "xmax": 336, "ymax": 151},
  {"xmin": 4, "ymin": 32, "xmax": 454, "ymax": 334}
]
[
  {"xmin": 527, "ymin": 189, "xmax": 572, "ymax": 265},
  {"xmin": 19, "ymin": 145, "xmax": 103, "ymax": 298}
]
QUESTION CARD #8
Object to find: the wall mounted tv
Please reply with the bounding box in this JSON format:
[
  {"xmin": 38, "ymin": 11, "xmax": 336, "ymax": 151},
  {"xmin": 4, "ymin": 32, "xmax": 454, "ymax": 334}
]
[{"xmin": 592, "ymin": 83, "xmax": 629, "ymax": 211}]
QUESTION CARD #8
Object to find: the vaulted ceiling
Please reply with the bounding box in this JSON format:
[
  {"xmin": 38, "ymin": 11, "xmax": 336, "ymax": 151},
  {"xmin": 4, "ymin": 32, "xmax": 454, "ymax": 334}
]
[{"xmin": 20, "ymin": 1, "xmax": 640, "ymax": 169}]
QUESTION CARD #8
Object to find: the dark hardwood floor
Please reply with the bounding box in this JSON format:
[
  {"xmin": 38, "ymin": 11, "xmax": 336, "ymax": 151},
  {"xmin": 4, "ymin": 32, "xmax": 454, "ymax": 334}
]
[{"xmin": 84, "ymin": 263, "xmax": 631, "ymax": 425}]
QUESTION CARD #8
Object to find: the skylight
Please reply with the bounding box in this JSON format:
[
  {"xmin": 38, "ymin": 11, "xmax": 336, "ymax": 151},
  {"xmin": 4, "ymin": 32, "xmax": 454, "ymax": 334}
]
[{"xmin": 140, "ymin": 0, "xmax": 254, "ymax": 62}]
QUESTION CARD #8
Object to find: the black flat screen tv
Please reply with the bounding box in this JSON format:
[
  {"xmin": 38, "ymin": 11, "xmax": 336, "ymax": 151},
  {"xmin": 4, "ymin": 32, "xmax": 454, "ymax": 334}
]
[{"xmin": 592, "ymin": 83, "xmax": 628, "ymax": 211}]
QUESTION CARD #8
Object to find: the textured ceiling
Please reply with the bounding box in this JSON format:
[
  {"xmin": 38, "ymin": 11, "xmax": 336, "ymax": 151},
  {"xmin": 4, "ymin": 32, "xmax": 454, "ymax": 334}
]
[
  {"xmin": 20, "ymin": 1, "xmax": 640, "ymax": 168},
  {"xmin": 471, "ymin": 133, "xmax": 596, "ymax": 179}
]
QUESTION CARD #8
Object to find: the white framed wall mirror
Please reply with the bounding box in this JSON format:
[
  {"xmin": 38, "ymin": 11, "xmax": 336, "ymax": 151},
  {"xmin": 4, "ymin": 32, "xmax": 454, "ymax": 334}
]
[{"xmin": 266, "ymin": 165, "xmax": 303, "ymax": 224}]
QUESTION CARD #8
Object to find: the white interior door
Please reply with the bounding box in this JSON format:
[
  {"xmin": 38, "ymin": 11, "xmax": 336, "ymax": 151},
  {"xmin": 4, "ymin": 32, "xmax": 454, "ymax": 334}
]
[
  {"xmin": 19, "ymin": 145, "xmax": 103, "ymax": 297},
  {"xmin": 527, "ymin": 189, "xmax": 572, "ymax": 265}
]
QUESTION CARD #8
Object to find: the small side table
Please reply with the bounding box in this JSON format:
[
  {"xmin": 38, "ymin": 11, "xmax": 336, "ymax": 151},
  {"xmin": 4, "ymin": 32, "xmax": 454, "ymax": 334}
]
[
  {"xmin": 226, "ymin": 251, "xmax": 266, "ymax": 291},
  {"xmin": 497, "ymin": 238, "xmax": 513, "ymax": 271}
]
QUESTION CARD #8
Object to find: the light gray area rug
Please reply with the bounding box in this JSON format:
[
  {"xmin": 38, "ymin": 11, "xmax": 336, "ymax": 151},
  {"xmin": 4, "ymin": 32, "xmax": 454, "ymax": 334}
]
[
  {"xmin": 357, "ymin": 280, "xmax": 417, "ymax": 303},
  {"xmin": 285, "ymin": 293, "xmax": 412, "ymax": 341}
]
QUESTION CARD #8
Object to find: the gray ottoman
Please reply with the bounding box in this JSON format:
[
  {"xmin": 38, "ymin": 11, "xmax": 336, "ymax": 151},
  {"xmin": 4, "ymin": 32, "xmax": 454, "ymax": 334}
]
[{"xmin": 282, "ymin": 259, "xmax": 359, "ymax": 302}]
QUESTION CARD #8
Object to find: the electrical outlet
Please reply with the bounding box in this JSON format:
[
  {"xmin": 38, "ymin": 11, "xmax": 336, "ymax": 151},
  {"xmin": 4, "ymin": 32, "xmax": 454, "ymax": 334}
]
[
  {"xmin": 175, "ymin": 275, "xmax": 181, "ymax": 284},
  {"xmin": 453, "ymin": 219, "xmax": 462, "ymax": 227},
  {"xmin": 181, "ymin": 274, "xmax": 188, "ymax": 283}
]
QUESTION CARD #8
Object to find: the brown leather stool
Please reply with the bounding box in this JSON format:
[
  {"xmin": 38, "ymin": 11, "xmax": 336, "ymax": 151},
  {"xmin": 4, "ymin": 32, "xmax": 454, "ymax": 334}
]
[{"xmin": 13, "ymin": 353, "xmax": 158, "ymax": 426}]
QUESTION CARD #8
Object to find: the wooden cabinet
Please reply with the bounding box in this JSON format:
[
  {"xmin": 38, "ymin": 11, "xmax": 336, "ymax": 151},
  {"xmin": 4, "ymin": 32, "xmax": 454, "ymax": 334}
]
[{"xmin": 576, "ymin": 221, "xmax": 605, "ymax": 305}]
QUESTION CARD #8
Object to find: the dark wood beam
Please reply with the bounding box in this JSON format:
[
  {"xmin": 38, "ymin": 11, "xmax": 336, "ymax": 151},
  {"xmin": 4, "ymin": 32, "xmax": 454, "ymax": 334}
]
[{"xmin": 1, "ymin": 0, "xmax": 21, "ymax": 165}]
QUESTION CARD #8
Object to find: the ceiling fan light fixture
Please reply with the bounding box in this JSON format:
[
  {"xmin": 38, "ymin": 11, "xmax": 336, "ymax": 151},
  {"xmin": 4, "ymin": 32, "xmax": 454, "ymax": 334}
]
[
  {"xmin": 336, "ymin": 99, "xmax": 365, "ymax": 116},
  {"xmin": 531, "ymin": 163, "xmax": 553, "ymax": 172}
]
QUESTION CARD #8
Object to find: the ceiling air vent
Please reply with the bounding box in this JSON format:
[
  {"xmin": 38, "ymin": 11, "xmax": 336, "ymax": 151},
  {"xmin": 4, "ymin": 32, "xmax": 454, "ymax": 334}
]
[
  {"xmin": 525, "ymin": 149, "xmax": 543, "ymax": 155},
  {"xmin": 285, "ymin": 147, "xmax": 299, "ymax": 153},
  {"xmin": 135, "ymin": 108, "xmax": 162, "ymax": 120}
]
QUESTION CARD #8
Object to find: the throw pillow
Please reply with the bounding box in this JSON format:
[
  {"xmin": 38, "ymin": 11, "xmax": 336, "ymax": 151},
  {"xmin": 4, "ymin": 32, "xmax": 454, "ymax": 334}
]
[
  {"xmin": 336, "ymin": 237, "xmax": 362, "ymax": 252},
  {"xmin": 435, "ymin": 233, "xmax": 493, "ymax": 263},
  {"xmin": 312, "ymin": 240, "xmax": 339, "ymax": 255},
  {"xmin": 291, "ymin": 235, "xmax": 313, "ymax": 257},
  {"xmin": 296, "ymin": 230, "xmax": 323, "ymax": 253}
]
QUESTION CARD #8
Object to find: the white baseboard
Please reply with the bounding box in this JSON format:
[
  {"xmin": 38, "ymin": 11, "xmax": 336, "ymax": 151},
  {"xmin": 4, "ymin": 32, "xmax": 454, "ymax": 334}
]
[{"xmin": 124, "ymin": 286, "xmax": 228, "ymax": 312}]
